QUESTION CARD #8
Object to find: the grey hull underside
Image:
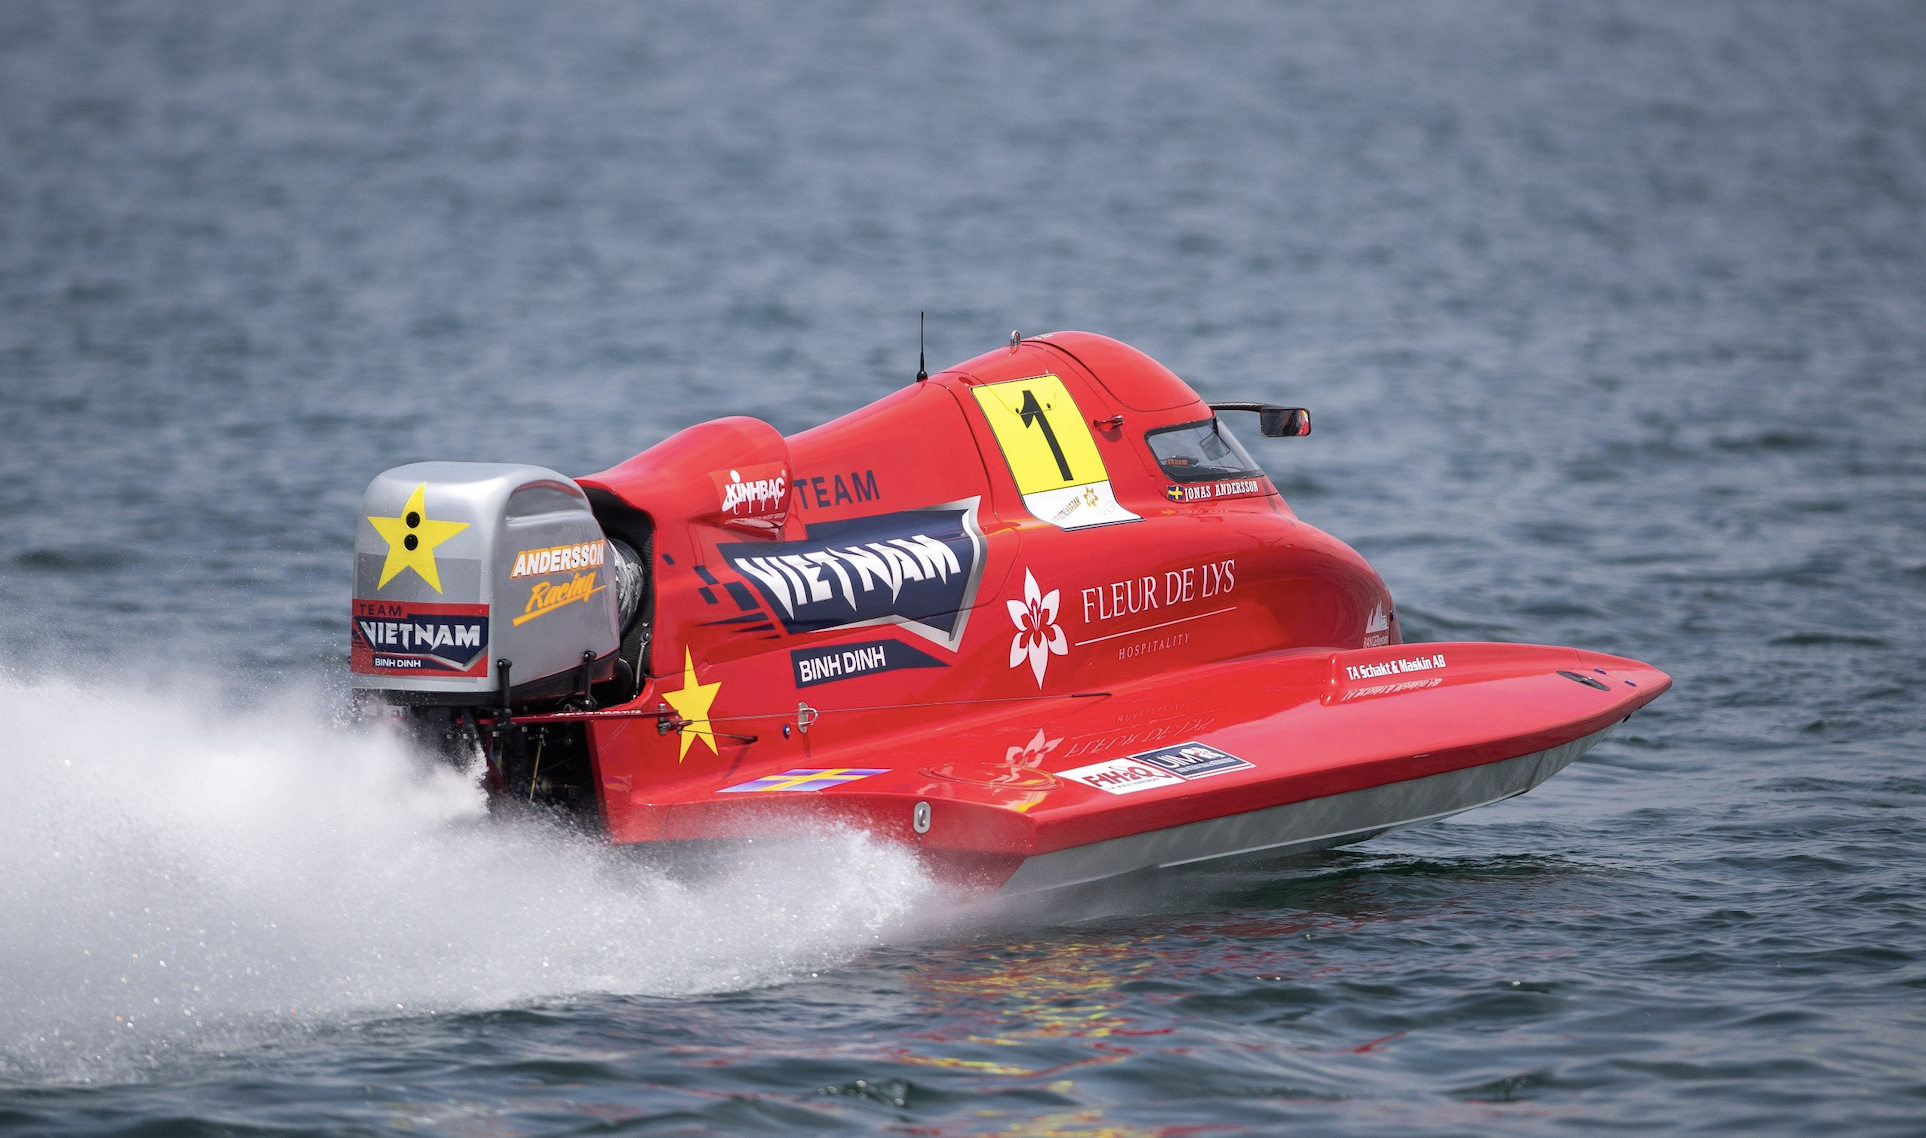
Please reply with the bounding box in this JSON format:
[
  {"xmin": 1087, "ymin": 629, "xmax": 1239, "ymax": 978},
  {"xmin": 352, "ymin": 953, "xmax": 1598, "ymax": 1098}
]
[{"xmin": 999, "ymin": 725, "xmax": 1613, "ymax": 894}]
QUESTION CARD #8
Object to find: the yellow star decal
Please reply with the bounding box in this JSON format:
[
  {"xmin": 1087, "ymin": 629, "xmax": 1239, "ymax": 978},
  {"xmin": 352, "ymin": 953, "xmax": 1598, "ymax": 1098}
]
[
  {"xmin": 367, "ymin": 483, "xmax": 469, "ymax": 593},
  {"xmin": 662, "ymin": 648, "xmax": 722, "ymax": 760}
]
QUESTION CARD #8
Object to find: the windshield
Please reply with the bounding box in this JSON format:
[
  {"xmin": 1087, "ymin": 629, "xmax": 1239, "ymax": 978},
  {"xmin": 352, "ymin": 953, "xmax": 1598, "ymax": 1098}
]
[{"xmin": 1145, "ymin": 418, "xmax": 1263, "ymax": 482}]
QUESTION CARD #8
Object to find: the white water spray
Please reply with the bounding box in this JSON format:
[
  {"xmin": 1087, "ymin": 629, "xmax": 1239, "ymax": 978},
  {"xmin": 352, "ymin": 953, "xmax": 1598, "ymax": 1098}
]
[{"xmin": 0, "ymin": 671, "xmax": 933, "ymax": 1084}]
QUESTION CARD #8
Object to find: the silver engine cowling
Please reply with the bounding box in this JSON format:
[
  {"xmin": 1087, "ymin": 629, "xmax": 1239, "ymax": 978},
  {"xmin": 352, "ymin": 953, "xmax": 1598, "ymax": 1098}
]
[{"xmin": 350, "ymin": 461, "xmax": 642, "ymax": 705}]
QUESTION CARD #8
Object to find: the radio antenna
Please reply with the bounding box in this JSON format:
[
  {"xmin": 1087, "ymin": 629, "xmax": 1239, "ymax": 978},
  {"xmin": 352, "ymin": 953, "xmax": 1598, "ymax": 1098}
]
[{"xmin": 915, "ymin": 311, "xmax": 928, "ymax": 382}]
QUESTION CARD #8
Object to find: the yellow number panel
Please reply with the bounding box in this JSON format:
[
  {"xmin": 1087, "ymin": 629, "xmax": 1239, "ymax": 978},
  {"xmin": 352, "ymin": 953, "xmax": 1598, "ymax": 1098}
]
[
  {"xmin": 972, "ymin": 374, "xmax": 1107, "ymax": 494},
  {"xmin": 971, "ymin": 375, "xmax": 1141, "ymax": 531}
]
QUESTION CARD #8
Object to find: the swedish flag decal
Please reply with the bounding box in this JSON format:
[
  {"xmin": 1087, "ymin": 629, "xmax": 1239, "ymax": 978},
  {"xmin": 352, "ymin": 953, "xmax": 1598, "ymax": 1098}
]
[{"xmin": 719, "ymin": 768, "xmax": 888, "ymax": 793}]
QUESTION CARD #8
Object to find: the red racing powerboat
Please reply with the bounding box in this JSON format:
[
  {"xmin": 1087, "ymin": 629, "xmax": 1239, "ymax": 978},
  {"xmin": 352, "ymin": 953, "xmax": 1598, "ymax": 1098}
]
[{"xmin": 351, "ymin": 332, "xmax": 1669, "ymax": 892}]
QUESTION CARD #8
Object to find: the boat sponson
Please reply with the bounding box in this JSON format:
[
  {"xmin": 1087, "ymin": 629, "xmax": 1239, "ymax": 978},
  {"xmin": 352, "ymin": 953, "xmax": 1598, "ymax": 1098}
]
[
  {"xmin": 996, "ymin": 722, "xmax": 1612, "ymax": 892},
  {"xmin": 597, "ymin": 642, "xmax": 1668, "ymax": 888}
]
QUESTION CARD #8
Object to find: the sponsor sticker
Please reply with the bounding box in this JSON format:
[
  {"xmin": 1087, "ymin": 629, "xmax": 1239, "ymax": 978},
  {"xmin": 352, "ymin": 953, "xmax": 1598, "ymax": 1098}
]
[
  {"xmin": 1020, "ymin": 481, "xmax": 1139, "ymax": 531},
  {"xmin": 711, "ymin": 462, "xmax": 789, "ymax": 528},
  {"xmin": 510, "ymin": 540, "xmax": 606, "ymax": 579},
  {"xmin": 513, "ymin": 570, "xmax": 606, "ymax": 627},
  {"xmin": 719, "ymin": 768, "xmax": 888, "ymax": 793},
  {"xmin": 1131, "ymin": 741, "xmax": 1253, "ymax": 780},
  {"xmin": 795, "ymin": 469, "xmax": 882, "ymax": 511},
  {"xmin": 1344, "ymin": 652, "xmax": 1446, "ymax": 682},
  {"xmin": 1337, "ymin": 677, "xmax": 1441, "ymax": 702},
  {"xmin": 1081, "ymin": 559, "xmax": 1236, "ymax": 623},
  {"xmin": 1056, "ymin": 757, "xmax": 1187, "ymax": 795},
  {"xmin": 1363, "ymin": 602, "xmax": 1391, "ymax": 648},
  {"xmin": 1118, "ymin": 630, "xmax": 1190, "ymax": 661},
  {"xmin": 790, "ymin": 638, "xmax": 945, "ymax": 688},
  {"xmin": 1164, "ymin": 478, "xmax": 1269, "ymax": 504},
  {"xmin": 718, "ymin": 501, "xmax": 986, "ymax": 650},
  {"xmin": 351, "ymin": 599, "xmax": 489, "ymax": 677}
]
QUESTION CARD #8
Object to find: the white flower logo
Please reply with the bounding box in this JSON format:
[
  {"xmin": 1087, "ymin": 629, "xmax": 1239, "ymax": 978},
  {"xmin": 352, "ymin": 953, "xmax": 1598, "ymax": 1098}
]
[
  {"xmin": 1007, "ymin": 568, "xmax": 1068, "ymax": 687},
  {"xmin": 1005, "ymin": 729, "xmax": 1062, "ymax": 767}
]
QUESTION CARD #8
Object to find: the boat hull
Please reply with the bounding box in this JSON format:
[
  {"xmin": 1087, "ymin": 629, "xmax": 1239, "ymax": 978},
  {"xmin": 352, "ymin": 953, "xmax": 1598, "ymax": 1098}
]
[
  {"xmin": 586, "ymin": 642, "xmax": 1668, "ymax": 893},
  {"xmin": 997, "ymin": 723, "xmax": 1609, "ymax": 892}
]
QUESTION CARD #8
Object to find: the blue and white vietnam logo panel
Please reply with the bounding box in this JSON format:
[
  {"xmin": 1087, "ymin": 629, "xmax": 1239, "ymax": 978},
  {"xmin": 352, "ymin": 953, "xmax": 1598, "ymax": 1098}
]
[{"xmin": 717, "ymin": 500, "xmax": 987, "ymax": 651}]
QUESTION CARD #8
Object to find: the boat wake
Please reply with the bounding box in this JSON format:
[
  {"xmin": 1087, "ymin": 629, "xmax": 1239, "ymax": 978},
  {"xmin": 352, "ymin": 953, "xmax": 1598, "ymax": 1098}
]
[{"xmin": 0, "ymin": 669, "xmax": 933, "ymax": 1086}]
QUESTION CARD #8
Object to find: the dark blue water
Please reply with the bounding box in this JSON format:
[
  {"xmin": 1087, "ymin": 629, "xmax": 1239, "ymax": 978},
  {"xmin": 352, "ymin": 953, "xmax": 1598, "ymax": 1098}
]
[{"xmin": 3, "ymin": 3, "xmax": 1924, "ymax": 1133}]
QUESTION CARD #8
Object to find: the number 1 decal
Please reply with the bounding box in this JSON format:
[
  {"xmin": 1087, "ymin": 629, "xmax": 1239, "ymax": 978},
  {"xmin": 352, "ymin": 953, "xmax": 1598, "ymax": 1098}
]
[
  {"xmin": 1018, "ymin": 388, "xmax": 1074, "ymax": 481},
  {"xmin": 971, "ymin": 375, "xmax": 1141, "ymax": 531}
]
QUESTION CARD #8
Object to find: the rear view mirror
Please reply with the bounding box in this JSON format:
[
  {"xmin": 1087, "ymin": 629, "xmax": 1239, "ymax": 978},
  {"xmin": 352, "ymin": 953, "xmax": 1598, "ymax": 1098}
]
[
  {"xmin": 1259, "ymin": 408, "xmax": 1310, "ymax": 438},
  {"xmin": 1209, "ymin": 402, "xmax": 1312, "ymax": 439}
]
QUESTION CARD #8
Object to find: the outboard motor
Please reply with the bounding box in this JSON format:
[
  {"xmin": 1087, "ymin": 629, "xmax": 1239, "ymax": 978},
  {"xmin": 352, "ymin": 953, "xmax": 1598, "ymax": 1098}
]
[{"xmin": 350, "ymin": 462, "xmax": 647, "ymax": 808}]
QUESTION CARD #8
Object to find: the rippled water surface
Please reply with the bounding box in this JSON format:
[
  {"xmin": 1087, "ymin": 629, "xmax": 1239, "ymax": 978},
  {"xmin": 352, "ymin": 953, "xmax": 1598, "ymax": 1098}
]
[{"xmin": 3, "ymin": 2, "xmax": 1924, "ymax": 1134}]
